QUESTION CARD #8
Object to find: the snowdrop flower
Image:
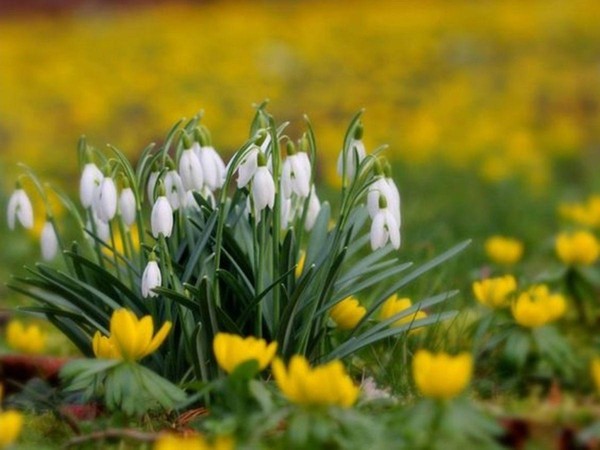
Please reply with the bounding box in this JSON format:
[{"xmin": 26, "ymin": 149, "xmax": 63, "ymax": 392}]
[
  {"xmin": 179, "ymin": 145, "xmax": 204, "ymax": 191},
  {"xmin": 237, "ymin": 145, "xmax": 259, "ymax": 188},
  {"xmin": 280, "ymin": 197, "xmax": 293, "ymax": 229},
  {"xmin": 7, "ymin": 187, "xmax": 34, "ymax": 230},
  {"xmin": 337, "ymin": 125, "xmax": 366, "ymax": 180},
  {"xmin": 370, "ymin": 195, "xmax": 400, "ymax": 250},
  {"xmin": 164, "ymin": 170, "xmax": 186, "ymax": 210},
  {"xmin": 141, "ymin": 256, "xmax": 162, "ymax": 298},
  {"xmin": 40, "ymin": 221, "xmax": 58, "ymax": 260},
  {"xmin": 79, "ymin": 163, "xmax": 103, "ymax": 208},
  {"xmin": 252, "ymin": 163, "xmax": 275, "ymax": 212},
  {"xmin": 196, "ymin": 145, "xmax": 226, "ymax": 191},
  {"xmin": 367, "ymin": 177, "xmax": 401, "ymax": 226},
  {"xmin": 86, "ymin": 213, "xmax": 110, "ymax": 243},
  {"xmin": 118, "ymin": 187, "xmax": 137, "ymax": 227},
  {"xmin": 151, "ymin": 196, "xmax": 174, "ymax": 238},
  {"xmin": 281, "ymin": 145, "xmax": 311, "ymax": 199},
  {"xmin": 93, "ymin": 177, "xmax": 118, "ymax": 223},
  {"xmin": 304, "ymin": 186, "xmax": 321, "ymax": 231},
  {"xmin": 237, "ymin": 131, "xmax": 271, "ymax": 188},
  {"xmin": 146, "ymin": 171, "xmax": 160, "ymax": 204}
]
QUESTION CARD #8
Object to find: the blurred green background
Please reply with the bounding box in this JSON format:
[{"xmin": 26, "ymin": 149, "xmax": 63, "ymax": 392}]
[{"xmin": 2, "ymin": 0, "xmax": 600, "ymax": 303}]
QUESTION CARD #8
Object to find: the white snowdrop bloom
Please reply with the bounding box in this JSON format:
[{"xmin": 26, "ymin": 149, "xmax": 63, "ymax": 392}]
[
  {"xmin": 79, "ymin": 163, "xmax": 103, "ymax": 208},
  {"xmin": 40, "ymin": 221, "xmax": 59, "ymax": 261},
  {"xmin": 7, "ymin": 188, "xmax": 34, "ymax": 230},
  {"xmin": 367, "ymin": 177, "xmax": 401, "ymax": 225},
  {"xmin": 118, "ymin": 187, "xmax": 137, "ymax": 226},
  {"xmin": 151, "ymin": 196, "xmax": 174, "ymax": 238},
  {"xmin": 336, "ymin": 138, "xmax": 366, "ymax": 180},
  {"xmin": 251, "ymin": 166, "xmax": 275, "ymax": 212},
  {"xmin": 370, "ymin": 199, "xmax": 400, "ymax": 251},
  {"xmin": 164, "ymin": 170, "xmax": 186, "ymax": 210},
  {"xmin": 93, "ymin": 177, "xmax": 118, "ymax": 223},
  {"xmin": 196, "ymin": 145, "xmax": 226, "ymax": 191},
  {"xmin": 141, "ymin": 259, "xmax": 162, "ymax": 298},
  {"xmin": 179, "ymin": 146, "xmax": 204, "ymax": 191},
  {"xmin": 184, "ymin": 190, "xmax": 201, "ymax": 211},
  {"xmin": 237, "ymin": 145, "xmax": 259, "ymax": 188},
  {"xmin": 146, "ymin": 171, "xmax": 160, "ymax": 204},
  {"xmin": 304, "ymin": 186, "xmax": 321, "ymax": 231},
  {"xmin": 281, "ymin": 152, "xmax": 311, "ymax": 199}
]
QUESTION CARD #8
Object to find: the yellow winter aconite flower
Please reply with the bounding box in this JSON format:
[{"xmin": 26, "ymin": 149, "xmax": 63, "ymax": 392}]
[
  {"xmin": 272, "ymin": 355, "xmax": 359, "ymax": 408},
  {"xmin": 0, "ymin": 410, "xmax": 23, "ymax": 449},
  {"xmin": 213, "ymin": 333, "xmax": 277, "ymax": 374},
  {"xmin": 330, "ymin": 297, "xmax": 366, "ymax": 330},
  {"xmin": 591, "ymin": 358, "xmax": 600, "ymax": 394},
  {"xmin": 6, "ymin": 320, "xmax": 47, "ymax": 355},
  {"xmin": 92, "ymin": 309, "xmax": 172, "ymax": 361},
  {"xmin": 559, "ymin": 195, "xmax": 600, "ymax": 228},
  {"xmin": 154, "ymin": 433, "xmax": 234, "ymax": 450},
  {"xmin": 511, "ymin": 285, "xmax": 566, "ymax": 328},
  {"xmin": 484, "ymin": 236, "xmax": 524, "ymax": 265},
  {"xmin": 412, "ymin": 350, "xmax": 473, "ymax": 400},
  {"xmin": 555, "ymin": 230, "xmax": 600, "ymax": 266},
  {"xmin": 472, "ymin": 275, "xmax": 517, "ymax": 308},
  {"xmin": 379, "ymin": 295, "xmax": 427, "ymax": 330}
]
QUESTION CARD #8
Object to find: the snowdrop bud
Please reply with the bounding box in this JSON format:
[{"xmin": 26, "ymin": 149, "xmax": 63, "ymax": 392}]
[
  {"xmin": 94, "ymin": 177, "xmax": 118, "ymax": 223},
  {"xmin": 141, "ymin": 256, "xmax": 162, "ymax": 298},
  {"xmin": 151, "ymin": 196, "xmax": 173, "ymax": 238},
  {"xmin": 282, "ymin": 150, "xmax": 311, "ymax": 199},
  {"xmin": 252, "ymin": 160, "xmax": 275, "ymax": 212},
  {"xmin": 197, "ymin": 145, "xmax": 226, "ymax": 191},
  {"xmin": 7, "ymin": 187, "xmax": 34, "ymax": 230},
  {"xmin": 179, "ymin": 145, "xmax": 204, "ymax": 191},
  {"xmin": 40, "ymin": 221, "xmax": 58, "ymax": 261},
  {"xmin": 147, "ymin": 171, "xmax": 160, "ymax": 204},
  {"xmin": 337, "ymin": 124, "xmax": 366, "ymax": 180},
  {"xmin": 118, "ymin": 187, "xmax": 137, "ymax": 226},
  {"xmin": 79, "ymin": 163, "xmax": 103, "ymax": 208},
  {"xmin": 305, "ymin": 186, "xmax": 321, "ymax": 231},
  {"xmin": 165, "ymin": 170, "xmax": 186, "ymax": 210}
]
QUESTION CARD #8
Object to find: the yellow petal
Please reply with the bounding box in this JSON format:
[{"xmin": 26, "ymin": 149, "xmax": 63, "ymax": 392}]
[{"xmin": 145, "ymin": 321, "xmax": 172, "ymax": 357}]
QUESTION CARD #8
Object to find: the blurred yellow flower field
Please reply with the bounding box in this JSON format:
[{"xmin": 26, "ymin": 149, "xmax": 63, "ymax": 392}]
[{"xmin": 1, "ymin": 0, "xmax": 600, "ymax": 189}]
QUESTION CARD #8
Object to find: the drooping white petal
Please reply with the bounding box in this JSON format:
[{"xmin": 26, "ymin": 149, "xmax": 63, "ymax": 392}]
[
  {"xmin": 370, "ymin": 211, "xmax": 388, "ymax": 250},
  {"xmin": 281, "ymin": 153, "xmax": 311, "ymax": 199},
  {"xmin": 304, "ymin": 186, "xmax": 321, "ymax": 231},
  {"xmin": 40, "ymin": 221, "xmax": 59, "ymax": 261},
  {"xmin": 151, "ymin": 196, "xmax": 174, "ymax": 238},
  {"xmin": 280, "ymin": 197, "xmax": 293, "ymax": 229},
  {"xmin": 79, "ymin": 163, "xmax": 103, "ymax": 208},
  {"xmin": 252, "ymin": 166, "xmax": 275, "ymax": 212},
  {"xmin": 141, "ymin": 260, "xmax": 162, "ymax": 298},
  {"xmin": 118, "ymin": 187, "xmax": 137, "ymax": 226},
  {"xmin": 179, "ymin": 147, "xmax": 204, "ymax": 191},
  {"xmin": 367, "ymin": 178, "xmax": 392, "ymax": 218},
  {"xmin": 237, "ymin": 146, "xmax": 259, "ymax": 188},
  {"xmin": 164, "ymin": 170, "xmax": 186, "ymax": 210},
  {"xmin": 146, "ymin": 171, "xmax": 160, "ymax": 204},
  {"xmin": 7, "ymin": 189, "xmax": 34, "ymax": 230},
  {"xmin": 94, "ymin": 177, "xmax": 118, "ymax": 223},
  {"xmin": 386, "ymin": 177, "xmax": 402, "ymax": 227},
  {"xmin": 336, "ymin": 138, "xmax": 366, "ymax": 180},
  {"xmin": 197, "ymin": 145, "xmax": 226, "ymax": 191},
  {"xmin": 86, "ymin": 212, "xmax": 110, "ymax": 243}
]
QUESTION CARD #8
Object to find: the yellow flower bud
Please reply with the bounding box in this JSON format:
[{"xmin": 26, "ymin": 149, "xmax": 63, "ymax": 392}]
[
  {"xmin": 511, "ymin": 285, "xmax": 566, "ymax": 328},
  {"xmin": 329, "ymin": 297, "xmax": 366, "ymax": 330},
  {"xmin": 6, "ymin": 320, "xmax": 47, "ymax": 355},
  {"xmin": 555, "ymin": 230, "xmax": 600, "ymax": 266},
  {"xmin": 484, "ymin": 236, "xmax": 524, "ymax": 265},
  {"xmin": 412, "ymin": 350, "xmax": 473, "ymax": 400},
  {"xmin": 472, "ymin": 275, "xmax": 517, "ymax": 308},
  {"xmin": 212, "ymin": 333, "xmax": 277, "ymax": 374},
  {"xmin": 272, "ymin": 355, "xmax": 359, "ymax": 408}
]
